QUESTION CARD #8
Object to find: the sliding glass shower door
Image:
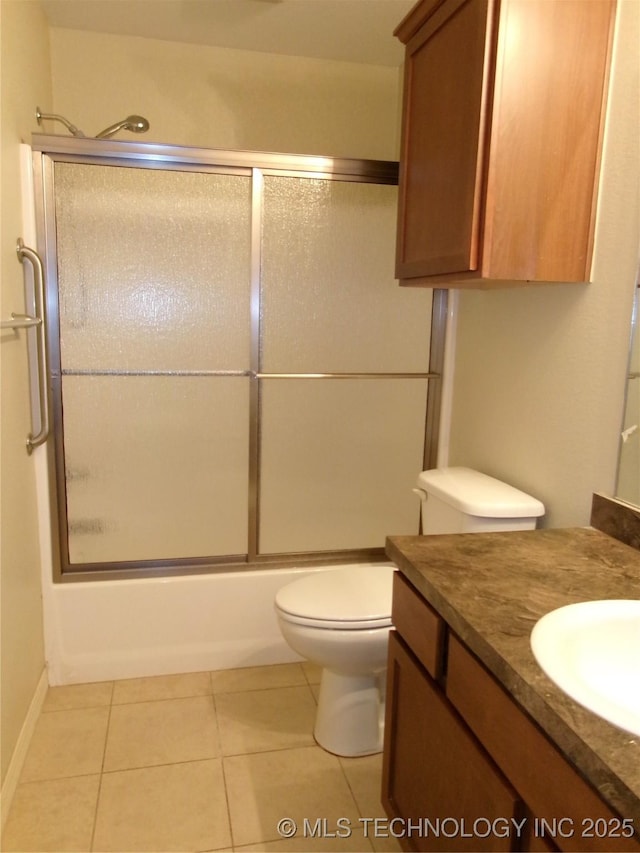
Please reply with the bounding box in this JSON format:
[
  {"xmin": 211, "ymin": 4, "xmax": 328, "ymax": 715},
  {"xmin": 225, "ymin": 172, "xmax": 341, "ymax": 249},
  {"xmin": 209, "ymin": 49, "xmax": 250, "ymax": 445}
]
[
  {"xmin": 259, "ymin": 176, "xmax": 429, "ymax": 552},
  {"xmin": 54, "ymin": 164, "xmax": 252, "ymax": 565},
  {"xmin": 37, "ymin": 143, "xmax": 434, "ymax": 576}
]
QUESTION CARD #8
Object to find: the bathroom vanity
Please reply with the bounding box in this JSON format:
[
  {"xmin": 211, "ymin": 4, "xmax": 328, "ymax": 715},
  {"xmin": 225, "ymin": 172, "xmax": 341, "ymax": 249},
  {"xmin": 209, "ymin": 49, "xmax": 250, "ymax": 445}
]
[{"xmin": 383, "ymin": 527, "xmax": 640, "ymax": 852}]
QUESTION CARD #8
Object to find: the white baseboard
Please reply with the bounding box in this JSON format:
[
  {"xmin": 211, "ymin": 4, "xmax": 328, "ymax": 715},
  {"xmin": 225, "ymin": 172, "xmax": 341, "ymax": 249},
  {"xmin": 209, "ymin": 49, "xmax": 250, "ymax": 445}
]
[{"xmin": 0, "ymin": 667, "xmax": 49, "ymax": 833}]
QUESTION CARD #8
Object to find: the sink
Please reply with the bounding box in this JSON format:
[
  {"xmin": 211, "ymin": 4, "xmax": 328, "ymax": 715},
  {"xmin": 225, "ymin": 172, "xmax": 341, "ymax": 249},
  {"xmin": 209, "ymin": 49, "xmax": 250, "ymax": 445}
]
[{"xmin": 530, "ymin": 599, "xmax": 640, "ymax": 737}]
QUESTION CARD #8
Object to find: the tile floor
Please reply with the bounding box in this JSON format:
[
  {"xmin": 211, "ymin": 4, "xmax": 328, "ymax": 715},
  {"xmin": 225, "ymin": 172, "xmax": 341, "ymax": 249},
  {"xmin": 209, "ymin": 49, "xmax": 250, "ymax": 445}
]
[{"xmin": 2, "ymin": 662, "xmax": 402, "ymax": 852}]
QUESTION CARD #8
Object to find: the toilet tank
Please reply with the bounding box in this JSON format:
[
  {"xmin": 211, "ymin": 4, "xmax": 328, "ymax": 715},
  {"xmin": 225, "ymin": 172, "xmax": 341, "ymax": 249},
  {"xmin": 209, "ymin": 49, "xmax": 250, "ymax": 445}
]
[{"xmin": 415, "ymin": 467, "xmax": 545, "ymax": 534}]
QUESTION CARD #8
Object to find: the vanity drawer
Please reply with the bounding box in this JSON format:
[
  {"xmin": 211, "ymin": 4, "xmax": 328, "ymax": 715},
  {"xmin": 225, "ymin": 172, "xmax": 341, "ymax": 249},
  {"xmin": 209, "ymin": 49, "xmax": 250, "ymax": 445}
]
[
  {"xmin": 446, "ymin": 634, "xmax": 640, "ymax": 852},
  {"xmin": 391, "ymin": 572, "xmax": 445, "ymax": 680}
]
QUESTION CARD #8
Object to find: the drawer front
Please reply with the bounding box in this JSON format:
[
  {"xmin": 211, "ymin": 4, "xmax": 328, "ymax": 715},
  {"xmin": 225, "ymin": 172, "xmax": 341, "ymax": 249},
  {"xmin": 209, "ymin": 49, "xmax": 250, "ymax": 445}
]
[
  {"xmin": 392, "ymin": 572, "xmax": 444, "ymax": 680},
  {"xmin": 446, "ymin": 634, "xmax": 640, "ymax": 853}
]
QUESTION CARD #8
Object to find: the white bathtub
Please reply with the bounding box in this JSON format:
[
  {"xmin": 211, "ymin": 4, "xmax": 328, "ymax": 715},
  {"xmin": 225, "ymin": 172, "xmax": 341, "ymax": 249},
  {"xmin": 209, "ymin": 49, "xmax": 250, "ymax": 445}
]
[{"xmin": 42, "ymin": 563, "xmax": 393, "ymax": 686}]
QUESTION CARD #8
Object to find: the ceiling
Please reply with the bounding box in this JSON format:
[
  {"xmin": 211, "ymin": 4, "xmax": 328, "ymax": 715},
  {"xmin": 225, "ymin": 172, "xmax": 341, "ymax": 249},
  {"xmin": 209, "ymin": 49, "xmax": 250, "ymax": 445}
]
[{"xmin": 39, "ymin": 0, "xmax": 415, "ymax": 67}]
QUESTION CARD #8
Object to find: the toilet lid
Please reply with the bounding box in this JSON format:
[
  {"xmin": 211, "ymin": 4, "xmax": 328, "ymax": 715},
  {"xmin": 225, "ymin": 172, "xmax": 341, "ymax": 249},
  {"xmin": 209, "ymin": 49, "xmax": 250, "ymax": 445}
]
[{"xmin": 275, "ymin": 565, "xmax": 395, "ymax": 630}]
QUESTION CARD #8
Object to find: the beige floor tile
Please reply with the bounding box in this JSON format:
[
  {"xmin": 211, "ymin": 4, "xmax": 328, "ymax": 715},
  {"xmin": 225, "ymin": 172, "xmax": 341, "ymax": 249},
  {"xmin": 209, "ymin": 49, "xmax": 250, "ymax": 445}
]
[
  {"xmin": 224, "ymin": 745, "xmax": 364, "ymax": 848},
  {"xmin": 104, "ymin": 695, "xmax": 219, "ymax": 771},
  {"xmin": 1, "ymin": 775, "xmax": 100, "ymax": 852},
  {"xmin": 112, "ymin": 670, "xmax": 211, "ymax": 704},
  {"xmin": 369, "ymin": 830, "xmax": 404, "ymax": 852},
  {"xmin": 20, "ymin": 707, "xmax": 109, "ymax": 782},
  {"xmin": 236, "ymin": 834, "xmax": 374, "ymax": 852},
  {"xmin": 93, "ymin": 759, "xmax": 230, "ymax": 852},
  {"xmin": 43, "ymin": 681, "xmax": 113, "ymax": 712},
  {"xmin": 301, "ymin": 661, "xmax": 323, "ymax": 685},
  {"xmin": 215, "ymin": 685, "xmax": 316, "ymax": 755},
  {"xmin": 339, "ymin": 753, "xmax": 385, "ymax": 817},
  {"xmin": 210, "ymin": 663, "xmax": 307, "ymax": 693},
  {"xmin": 339, "ymin": 754, "xmax": 402, "ymax": 852}
]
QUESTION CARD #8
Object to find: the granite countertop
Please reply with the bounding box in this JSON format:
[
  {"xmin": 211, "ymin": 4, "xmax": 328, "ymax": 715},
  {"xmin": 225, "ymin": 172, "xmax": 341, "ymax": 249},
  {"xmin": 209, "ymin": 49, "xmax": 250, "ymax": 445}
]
[{"xmin": 385, "ymin": 527, "xmax": 640, "ymax": 825}]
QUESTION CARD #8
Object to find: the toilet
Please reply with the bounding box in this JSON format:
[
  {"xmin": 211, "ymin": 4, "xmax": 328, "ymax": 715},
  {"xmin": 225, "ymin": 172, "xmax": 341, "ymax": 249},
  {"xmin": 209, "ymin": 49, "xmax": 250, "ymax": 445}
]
[{"xmin": 274, "ymin": 467, "xmax": 545, "ymax": 757}]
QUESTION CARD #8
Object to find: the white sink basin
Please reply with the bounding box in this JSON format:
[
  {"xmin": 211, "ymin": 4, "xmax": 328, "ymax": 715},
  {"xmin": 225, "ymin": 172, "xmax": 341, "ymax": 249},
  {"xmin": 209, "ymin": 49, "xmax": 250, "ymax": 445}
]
[{"xmin": 530, "ymin": 599, "xmax": 640, "ymax": 737}]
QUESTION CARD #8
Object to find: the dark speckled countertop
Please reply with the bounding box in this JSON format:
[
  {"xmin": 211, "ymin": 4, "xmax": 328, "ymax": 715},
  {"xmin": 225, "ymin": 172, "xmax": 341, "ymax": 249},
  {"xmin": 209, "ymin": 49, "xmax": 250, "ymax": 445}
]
[{"xmin": 385, "ymin": 527, "xmax": 640, "ymax": 825}]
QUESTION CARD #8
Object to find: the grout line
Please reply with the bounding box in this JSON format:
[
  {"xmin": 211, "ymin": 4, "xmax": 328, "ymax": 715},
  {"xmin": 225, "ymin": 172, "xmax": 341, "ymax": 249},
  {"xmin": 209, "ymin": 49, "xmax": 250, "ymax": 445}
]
[
  {"xmin": 219, "ymin": 758, "xmax": 235, "ymax": 850},
  {"xmin": 110, "ymin": 692, "xmax": 215, "ymax": 708},
  {"xmin": 213, "ymin": 690, "xmax": 235, "ymax": 850},
  {"xmin": 99, "ymin": 756, "xmax": 224, "ymax": 775},
  {"xmin": 89, "ymin": 684, "xmax": 115, "ymax": 852}
]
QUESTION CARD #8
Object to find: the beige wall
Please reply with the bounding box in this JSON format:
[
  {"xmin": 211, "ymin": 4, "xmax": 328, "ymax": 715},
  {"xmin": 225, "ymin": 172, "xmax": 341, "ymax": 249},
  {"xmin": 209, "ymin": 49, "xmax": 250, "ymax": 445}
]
[
  {"xmin": 49, "ymin": 28, "xmax": 401, "ymax": 160},
  {"xmin": 0, "ymin": 1, "xmax": 51, "ymax": 784},
  {"xmin": 448, "ymin": 0, "xmax": 640, "ymax": 529}
]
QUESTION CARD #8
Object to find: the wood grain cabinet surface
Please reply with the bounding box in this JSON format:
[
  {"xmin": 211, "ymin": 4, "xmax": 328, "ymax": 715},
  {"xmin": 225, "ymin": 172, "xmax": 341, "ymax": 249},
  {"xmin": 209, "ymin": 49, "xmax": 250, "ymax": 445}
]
[
  {"xmin": 382, "ymin": 573, "xmax": 640, "ymax": 852},
  {"xmin": 393, "ymin": 0, "xmax": 616, "ymax": 288}
]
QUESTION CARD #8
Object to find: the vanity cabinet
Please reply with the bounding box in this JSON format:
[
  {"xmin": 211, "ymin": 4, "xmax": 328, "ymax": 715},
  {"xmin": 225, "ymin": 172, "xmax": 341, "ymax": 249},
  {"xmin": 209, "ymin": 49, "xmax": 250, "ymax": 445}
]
[
  {"xmin": 382, "ymin": 573, "xmax": 640, "ymax": 852},
  {"xmin": 393, "ymin": 0, "xmax": 615, "ymax": 287}
]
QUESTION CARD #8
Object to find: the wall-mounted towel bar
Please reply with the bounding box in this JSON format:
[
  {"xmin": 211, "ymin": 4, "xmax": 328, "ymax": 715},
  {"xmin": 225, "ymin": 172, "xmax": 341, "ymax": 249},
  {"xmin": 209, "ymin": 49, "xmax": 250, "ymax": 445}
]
[{"xmin": 9, "ymin": 239, "xmax": 50, "ymax": 454}]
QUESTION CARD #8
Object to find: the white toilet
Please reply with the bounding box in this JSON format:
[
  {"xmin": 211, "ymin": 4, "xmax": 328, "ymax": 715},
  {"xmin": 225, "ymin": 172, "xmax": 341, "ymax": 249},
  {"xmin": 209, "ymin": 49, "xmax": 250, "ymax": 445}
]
[{"xmin": 274, "ymin": 467, "xmax": 545, "ymax": 757}]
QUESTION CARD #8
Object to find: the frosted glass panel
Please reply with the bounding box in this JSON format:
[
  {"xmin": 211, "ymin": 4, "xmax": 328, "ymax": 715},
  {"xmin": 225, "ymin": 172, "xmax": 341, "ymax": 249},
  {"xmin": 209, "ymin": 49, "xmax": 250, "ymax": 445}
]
[
  {"xmin": 48, "ymin": 157, "xmax": 436, "ymax": 572},
  {"xmin": 261, "ymin": 177, "xmax": 432, "ymax": 373},
  {"xmin": 62, "ymin": 376, "xmax": 250, "ymax": 563},
  {"xmin": 55, "ymin": 164, "xmax": 252, "ymax": 372},
  {"xmin": 259, "ymin": 379, "xmax": 427, "ymax": 553}
]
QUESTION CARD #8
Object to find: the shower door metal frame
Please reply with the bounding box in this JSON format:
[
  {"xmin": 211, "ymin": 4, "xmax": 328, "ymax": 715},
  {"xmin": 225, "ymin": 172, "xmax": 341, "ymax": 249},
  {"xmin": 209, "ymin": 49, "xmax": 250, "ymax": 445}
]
[{"xmin": 31, "ymin": 134, "xmax": 446, "ymax": 582}]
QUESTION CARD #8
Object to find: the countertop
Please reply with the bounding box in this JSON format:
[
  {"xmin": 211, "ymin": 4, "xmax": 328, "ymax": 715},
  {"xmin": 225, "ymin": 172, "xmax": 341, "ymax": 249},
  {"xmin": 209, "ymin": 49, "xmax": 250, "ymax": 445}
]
[{"xmin": 385, "ymin": 527, "xmax": 640, "ymax": 825}]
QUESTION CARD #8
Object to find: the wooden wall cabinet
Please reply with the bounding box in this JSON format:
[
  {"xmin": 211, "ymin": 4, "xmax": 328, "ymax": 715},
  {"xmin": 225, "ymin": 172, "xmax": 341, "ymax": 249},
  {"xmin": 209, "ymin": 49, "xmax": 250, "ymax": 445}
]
[
  {"xmin": 394, "ymin": 0, "xmax": 615, "ymax": 288},
  {"xmin": 382, "ymin": 573, "xmax": 640, "ymax": 852}
]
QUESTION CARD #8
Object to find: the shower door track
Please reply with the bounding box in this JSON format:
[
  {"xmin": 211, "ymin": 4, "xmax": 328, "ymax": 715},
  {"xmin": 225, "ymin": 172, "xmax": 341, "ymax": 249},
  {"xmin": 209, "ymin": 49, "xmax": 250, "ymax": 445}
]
[{"xmin": 31, "ymin": 135, "xmax": 446, "ymax": 582}]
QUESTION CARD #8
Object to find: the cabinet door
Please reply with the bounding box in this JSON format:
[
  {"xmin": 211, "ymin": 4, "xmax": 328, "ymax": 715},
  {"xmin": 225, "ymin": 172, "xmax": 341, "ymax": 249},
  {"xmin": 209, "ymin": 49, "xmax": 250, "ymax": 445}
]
[
  {"xmin": 395, "ymin": 0, "xmax": 493, "ymax": 280},
  {"xmin": 382, "ymin": 632, "xmax": 522, "ymax": 852}
]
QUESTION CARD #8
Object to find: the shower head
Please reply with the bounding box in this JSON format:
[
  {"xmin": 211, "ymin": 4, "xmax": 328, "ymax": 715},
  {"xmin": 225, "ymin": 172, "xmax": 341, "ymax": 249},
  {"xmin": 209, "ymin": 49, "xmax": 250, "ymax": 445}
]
[
  {"xmin": 36, "ymin": 106, "xmax": 86, "ymax": 137},
  {"xmin": 95, "ymin": 115, "xmax": 150, "ymax": 139}
]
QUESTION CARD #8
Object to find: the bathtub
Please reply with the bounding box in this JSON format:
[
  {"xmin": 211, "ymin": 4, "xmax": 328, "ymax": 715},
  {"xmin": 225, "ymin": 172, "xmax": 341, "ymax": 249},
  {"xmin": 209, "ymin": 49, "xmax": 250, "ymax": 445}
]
[{"xmin": 42, "ymin": 563, "xmax": 393, "ymax": 686}]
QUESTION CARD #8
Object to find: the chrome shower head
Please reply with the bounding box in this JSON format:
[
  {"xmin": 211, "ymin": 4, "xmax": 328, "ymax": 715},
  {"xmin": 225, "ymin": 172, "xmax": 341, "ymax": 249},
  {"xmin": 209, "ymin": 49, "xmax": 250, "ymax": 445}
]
[
  {"xmin": 36, "ymin": 106, "xmax": 85, "ymax": 137},
  {"xmin": 95, "ymin": 115, "xmax": 150, "ymax": 139}
]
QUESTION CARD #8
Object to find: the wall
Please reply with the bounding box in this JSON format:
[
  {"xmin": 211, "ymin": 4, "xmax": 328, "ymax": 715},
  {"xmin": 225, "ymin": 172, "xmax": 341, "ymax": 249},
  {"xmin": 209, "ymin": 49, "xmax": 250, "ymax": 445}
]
[
  {"xmin": 617, "ymin": 304, "xmax": 640, "ymax": 506},
  {"xmin": 448, "ymin": 0, "xmax": 640, "ymax": 529},
  {"xmin": 49, "ymin": 28, "xmax": 401, "ymax": 160},
  {"xmin": 0, "ymin": 1, "xmax": 51, "ymax": 788}
]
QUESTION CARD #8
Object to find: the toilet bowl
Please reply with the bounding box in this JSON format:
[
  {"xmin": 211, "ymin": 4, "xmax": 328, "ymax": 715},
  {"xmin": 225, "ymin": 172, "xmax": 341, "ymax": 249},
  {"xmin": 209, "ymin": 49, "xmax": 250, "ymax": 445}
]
[
  {"xmin": 275, "ymin": 467, "xmax": 545, "ymax": 758},
  {"xmin": 275, "ymin": 564, "xmax": 394, "ymax": 757}
]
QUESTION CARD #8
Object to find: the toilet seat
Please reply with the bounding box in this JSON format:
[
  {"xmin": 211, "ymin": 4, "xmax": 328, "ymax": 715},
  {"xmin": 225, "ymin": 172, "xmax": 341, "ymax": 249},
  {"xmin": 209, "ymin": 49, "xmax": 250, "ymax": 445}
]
[
  {"xmin": 275, "ymin": 565, "xmax": 394, "ymax": 631},
  {"xmin": 276, "ymin": 610, "xmax": 392, "ymax": 630}
]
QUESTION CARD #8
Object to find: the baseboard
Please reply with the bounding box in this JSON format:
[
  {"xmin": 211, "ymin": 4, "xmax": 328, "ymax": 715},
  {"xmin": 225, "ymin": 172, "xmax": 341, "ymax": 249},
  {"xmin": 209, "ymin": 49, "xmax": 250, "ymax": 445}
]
[{"xmin": 0, "ymin": 667, "xmax": 49, "ymax": 833}]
